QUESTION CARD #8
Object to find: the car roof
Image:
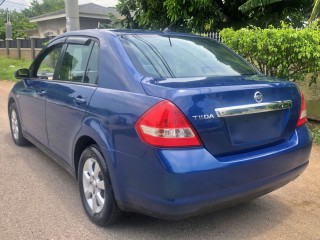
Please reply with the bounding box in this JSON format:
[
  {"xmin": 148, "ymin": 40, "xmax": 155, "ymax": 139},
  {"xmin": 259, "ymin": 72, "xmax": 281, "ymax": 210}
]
[
  {"xmin": 104, "ymin": 29, "xmax": 194, "ymax": 37},
  {"xmin": 50, "ymin": 29, "xmax": 199, "ymax": 41}
]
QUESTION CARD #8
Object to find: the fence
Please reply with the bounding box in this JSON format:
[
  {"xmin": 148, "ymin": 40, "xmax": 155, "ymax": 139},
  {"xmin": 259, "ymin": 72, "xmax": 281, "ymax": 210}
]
[
  {"xmin": 198, "ymin": 32, "xmax": 222, "ymax": 41},
  {"xmin": 0, "ymin": 37, "xmax": 51, "ymax": 60}
]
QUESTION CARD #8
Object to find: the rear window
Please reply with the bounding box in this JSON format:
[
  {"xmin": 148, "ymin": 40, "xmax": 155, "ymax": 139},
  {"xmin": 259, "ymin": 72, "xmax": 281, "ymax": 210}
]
[{"xmin": 120, "ymin": 34, "xmax": 258, "ymax": 79}]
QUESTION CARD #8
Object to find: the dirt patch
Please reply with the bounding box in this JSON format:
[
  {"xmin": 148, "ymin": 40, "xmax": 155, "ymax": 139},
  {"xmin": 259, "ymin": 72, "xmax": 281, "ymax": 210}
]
[{"xmin": 0, "ymin": 80, "xmax": 14, "ymax": 90}]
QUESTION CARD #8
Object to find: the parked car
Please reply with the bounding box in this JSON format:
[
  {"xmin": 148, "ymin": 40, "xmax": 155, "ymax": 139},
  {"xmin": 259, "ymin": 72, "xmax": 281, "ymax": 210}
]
[{"xmin": 8, "ymin": 29, "xmax": 312, "ymax": 226}]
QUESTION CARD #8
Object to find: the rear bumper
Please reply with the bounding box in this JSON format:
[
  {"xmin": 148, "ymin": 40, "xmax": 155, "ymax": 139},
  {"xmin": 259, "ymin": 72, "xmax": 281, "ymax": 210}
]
[
  {"xmin": 105, "ymin": 126, "xmax": 312, "ymax": 220},
  {"xmin": 120, "ymin": 161, "xmax": 308, "ymax": 220}
]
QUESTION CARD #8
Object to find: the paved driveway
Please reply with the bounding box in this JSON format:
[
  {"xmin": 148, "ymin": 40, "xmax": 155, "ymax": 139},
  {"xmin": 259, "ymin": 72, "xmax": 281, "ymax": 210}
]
[{"xmin": 1, "ymin": 81, "xmax": 319, "ymax": 240}]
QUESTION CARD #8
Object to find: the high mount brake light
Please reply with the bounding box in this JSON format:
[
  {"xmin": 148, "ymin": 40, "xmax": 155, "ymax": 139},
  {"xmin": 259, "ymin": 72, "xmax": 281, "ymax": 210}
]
[{"xmin": 135, "ymin": 100, "xmax": 202, "ymax": 147}]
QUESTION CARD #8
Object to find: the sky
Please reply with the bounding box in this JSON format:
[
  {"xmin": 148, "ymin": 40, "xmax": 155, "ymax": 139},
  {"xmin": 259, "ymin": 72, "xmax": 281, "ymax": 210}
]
[{"xmin": 0, "ymin": 0, "xmax": 118, "ymax": 11}]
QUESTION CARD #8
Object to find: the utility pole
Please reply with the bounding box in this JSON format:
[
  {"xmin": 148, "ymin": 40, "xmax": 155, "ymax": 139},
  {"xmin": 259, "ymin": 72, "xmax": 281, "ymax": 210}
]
[
  {"xmin": 5, "ymin": 8, "xmax": 12, "ymax": 40},
  {"xmin": 5, "ymin": 8, "xmax": 12, "ymax": 57},
  {"xmin": 65, "ymin": 0, "xmax": 80, "ymax": 32}
]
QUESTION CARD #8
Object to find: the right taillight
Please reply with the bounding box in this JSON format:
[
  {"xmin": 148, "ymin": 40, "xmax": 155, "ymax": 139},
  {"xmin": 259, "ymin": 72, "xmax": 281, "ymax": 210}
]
[{"xmin": 297, "ymin": 92, "xmax": 307, "ymax": 127}]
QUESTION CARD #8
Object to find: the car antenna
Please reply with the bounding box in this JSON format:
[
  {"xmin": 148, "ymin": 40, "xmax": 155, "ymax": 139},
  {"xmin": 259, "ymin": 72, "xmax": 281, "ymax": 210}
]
[{"xmin": 163, "ymin": 19, "xmax": 178, "ymax": 33}]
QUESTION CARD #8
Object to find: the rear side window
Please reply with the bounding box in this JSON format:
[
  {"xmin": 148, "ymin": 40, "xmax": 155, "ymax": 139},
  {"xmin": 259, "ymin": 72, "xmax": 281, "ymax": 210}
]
[
  {"xmin": 120, "ymin": 35, "xmax": 258, "ymax": 79},
  {"xmin": 58, "ymin": 41, "xmax": 96, "ymax": 83},
  {"xmin": 84, "ymin": 42, "xmax": 99, "ymax": 84}
]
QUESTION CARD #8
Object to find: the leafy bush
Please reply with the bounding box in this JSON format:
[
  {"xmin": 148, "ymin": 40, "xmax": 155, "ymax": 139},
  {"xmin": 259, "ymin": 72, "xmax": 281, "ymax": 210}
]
[
  {"xmin": 220, "ymin": 24, "xmax": 320, "ymax": 84},
  {"xmin": 309, "ymin": 124, "xmax": 320, "ymax": 145}
]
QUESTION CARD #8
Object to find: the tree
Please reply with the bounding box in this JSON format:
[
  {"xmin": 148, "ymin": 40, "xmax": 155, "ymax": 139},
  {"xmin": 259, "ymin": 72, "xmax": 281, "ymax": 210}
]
[
  {"xmin": 0, "ymin": 9, "xmax": 36, "ymax": 39},
  {"xmin": 0, "ymin": 10, "xmax": 9, "ymax": 39},
  {"xmin": 22, "ymin": 0, "xmax": 65, "ymax": 18},
  {"xmin": 239, "ymin": 0, "xmax": 284, "ymax": 12},
  {"xmin": 117, "ymin": 0, "xmax": 171, "ymax": 29},
  {"xmin": 116, "ymin": 0, "xmax": 139, "ymax": 29},
  {"xmin": 99, "ymin": 14, "xmax": 123, "ymax": 29},
  {"xmin": 117, "ymin": 0, "xmax": 313, "ymax": 31},
  {"xmin": 117, "ymin": 0, "xmax": 245, "ymax": 31},
  {"xmin": 240, "ymin": 0, "xmax": 320, "ymax": 24},
  {"xmin": 0, "ymin": 0, "xmax": 65, "ymax": 39},
  {"xmin": 310, "ymin": 0, "xmax": 320, "ymax": 21},
  {"xmin": 164, "ymin": 0, "xmax": 227, "ymax": 31},
  {"xmin": 242, "ymin": 0, "xmax": 313, "ymax": 28}
]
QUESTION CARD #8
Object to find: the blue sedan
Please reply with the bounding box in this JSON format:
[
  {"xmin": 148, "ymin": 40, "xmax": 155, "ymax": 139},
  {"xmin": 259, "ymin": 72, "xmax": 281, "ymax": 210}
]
[{"xmin": 8, "ymin": 29, "xmax": 312, "ymax": 226}]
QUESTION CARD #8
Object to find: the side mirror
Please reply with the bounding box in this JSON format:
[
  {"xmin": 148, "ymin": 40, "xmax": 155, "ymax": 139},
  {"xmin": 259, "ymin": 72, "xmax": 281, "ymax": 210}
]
[{"xmin": 15, "ymin": 68, "xmax": 30, "ymax": 79}]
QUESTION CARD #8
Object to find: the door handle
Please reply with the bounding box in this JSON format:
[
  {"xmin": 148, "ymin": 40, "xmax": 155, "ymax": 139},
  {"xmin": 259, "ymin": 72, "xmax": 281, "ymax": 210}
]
[
  {"xmin": 37, "ymin": 90, "xmax": 46, "ymax": 96},
  {"xmin": 74, "ymin": 96, "xmax": 86, "ymax": 105}
]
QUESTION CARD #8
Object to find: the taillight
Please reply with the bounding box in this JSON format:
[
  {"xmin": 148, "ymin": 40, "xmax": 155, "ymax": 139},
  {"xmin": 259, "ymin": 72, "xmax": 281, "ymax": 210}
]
[
  {"xmin": 135, "ymin": 100, "xmax": 202, "ymax": 147},
  {"xmin": 297, "ymin": 92, "xmax": 307, "ymax": 127}
]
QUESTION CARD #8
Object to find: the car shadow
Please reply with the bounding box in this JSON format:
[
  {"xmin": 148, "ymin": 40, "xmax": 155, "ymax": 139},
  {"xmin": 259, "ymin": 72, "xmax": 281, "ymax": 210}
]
[{"xmin": 106, "ymin": 197, "xmax": 292, "ymax": 239}]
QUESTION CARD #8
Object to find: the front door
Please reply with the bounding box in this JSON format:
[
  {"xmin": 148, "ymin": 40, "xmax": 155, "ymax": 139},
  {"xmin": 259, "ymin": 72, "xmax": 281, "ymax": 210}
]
[{"xmin": 18, "ymin": 43, "xmax": 63, "ymax": 146}]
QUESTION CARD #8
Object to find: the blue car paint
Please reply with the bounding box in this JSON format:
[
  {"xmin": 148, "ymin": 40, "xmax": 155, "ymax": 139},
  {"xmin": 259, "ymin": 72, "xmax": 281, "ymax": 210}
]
[
  {"xmin": 8, "ymin": 29, "xmax": 312, "ymax": 220},
  {"xmin": 92, "ymin": 31, "xmax": 146, "ymax": 93},
  {"xmin": 85, "ymin": 87, "xmax": 160, "ymax": 158},
  {"xmin": 142, "ymin": 76, "xmax": 301, "ymax": 156},
  {"xmin": 14, "ymin": 80, "xmax": 49, "ymax": 146},
  {"xmin": 102, "ymin": 126, "xmax": 311, "ymax": 219},
  {"xmin": 45, "ymin": 81, "xmax": 97, "ymax": 165}
]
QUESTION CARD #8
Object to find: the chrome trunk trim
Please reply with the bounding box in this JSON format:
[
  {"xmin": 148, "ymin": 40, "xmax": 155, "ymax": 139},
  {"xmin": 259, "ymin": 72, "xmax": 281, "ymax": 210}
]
[{"xmin": 215, "ymin": 100, "xmax": 292, "ymax": 118}]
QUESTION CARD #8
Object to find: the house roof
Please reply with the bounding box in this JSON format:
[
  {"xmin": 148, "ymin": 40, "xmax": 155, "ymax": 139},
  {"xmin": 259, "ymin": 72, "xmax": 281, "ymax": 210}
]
[{"xmin": 30, "ymin": 3, "xmax": 123, "ymax": 23}]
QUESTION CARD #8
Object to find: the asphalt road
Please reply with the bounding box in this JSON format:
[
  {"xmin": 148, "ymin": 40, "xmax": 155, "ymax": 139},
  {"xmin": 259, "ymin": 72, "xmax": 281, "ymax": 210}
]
[{"xmin": 1, "ymin": 81, "xmax": 320, "ymax": 240}]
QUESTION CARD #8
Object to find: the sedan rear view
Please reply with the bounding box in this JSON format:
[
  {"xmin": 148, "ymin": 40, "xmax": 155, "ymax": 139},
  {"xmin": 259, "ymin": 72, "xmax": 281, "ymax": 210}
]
[{"xmin": 8, "ymin": 30, "xmax": 312, "ymax": 226}]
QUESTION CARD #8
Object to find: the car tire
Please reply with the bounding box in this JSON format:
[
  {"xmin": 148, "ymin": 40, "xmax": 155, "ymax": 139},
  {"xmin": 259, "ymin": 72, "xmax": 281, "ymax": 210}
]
[
  {"xmin": 78, "ymin": 144, "xmax": 122, "ymax": 226},
  {"xmin": 9, "ymin": 102, "xmax": 28, "ymax": 146}
]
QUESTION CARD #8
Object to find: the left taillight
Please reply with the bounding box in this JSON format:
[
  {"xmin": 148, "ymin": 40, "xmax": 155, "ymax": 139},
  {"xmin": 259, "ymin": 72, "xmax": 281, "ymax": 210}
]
[
  {"xmin": 135, "ymin": 100, "xmax": 202, "ymax": 147},
  {"xmin": 297, "ymin": 92, "xmax": 307, "ymax": 127}
]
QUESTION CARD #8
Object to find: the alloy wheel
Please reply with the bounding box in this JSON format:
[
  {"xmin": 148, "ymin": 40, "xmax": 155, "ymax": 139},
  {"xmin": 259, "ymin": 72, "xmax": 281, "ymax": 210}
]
[
  {"xmin": 11, "ymin": 109, "xmax": 19, "ymax": 140},
  {"xmin": 82, "ymin": 158, "xmax": 105, "ymax": 214}
]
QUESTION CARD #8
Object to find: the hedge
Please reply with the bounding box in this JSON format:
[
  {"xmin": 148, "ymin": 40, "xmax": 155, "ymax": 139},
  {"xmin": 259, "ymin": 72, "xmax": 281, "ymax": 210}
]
[{"xmin": 220, "ymin": 25, "xmax": 320, "ymax": 84}]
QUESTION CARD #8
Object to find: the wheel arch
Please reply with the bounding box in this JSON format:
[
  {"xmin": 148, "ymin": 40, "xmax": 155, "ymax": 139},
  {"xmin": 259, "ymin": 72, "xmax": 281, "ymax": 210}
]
[
  {"xmin": 8, "ymin": 80, "xmax": 26, "ymax": 114},
  {"xmin": 73, "ymin": 122, "xmax": 114, "ymax": 179},
  {"xmin": 73, "ymin": 135, "xmax": 97, "ymax": 179},
  {"xmin": 73, "ymin": 122, "xmax": 123, "ymax": 204},
  {"xmin": 8, "ymin": 97, "xmax": 16, "ymax": 114}
]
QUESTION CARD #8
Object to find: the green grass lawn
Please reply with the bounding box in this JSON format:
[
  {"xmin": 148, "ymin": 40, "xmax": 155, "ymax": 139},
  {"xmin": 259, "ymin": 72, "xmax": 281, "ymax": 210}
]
[{"xmin": 0, "ymin": 57, "xmax": 32, "ymax": 81}]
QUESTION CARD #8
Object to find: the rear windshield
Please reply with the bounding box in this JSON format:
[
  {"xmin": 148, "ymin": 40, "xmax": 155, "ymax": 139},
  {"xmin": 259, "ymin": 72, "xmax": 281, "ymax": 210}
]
[{"xmin": 120, "ymin": 34, "xmax": 258, "ymax": 79}]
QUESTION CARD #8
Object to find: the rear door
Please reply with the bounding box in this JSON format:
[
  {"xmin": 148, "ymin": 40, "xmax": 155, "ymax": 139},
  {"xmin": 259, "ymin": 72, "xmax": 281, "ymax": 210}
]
[{"xmin": 45, "ymin": 37, "xmax": 99, "ymax": 165}]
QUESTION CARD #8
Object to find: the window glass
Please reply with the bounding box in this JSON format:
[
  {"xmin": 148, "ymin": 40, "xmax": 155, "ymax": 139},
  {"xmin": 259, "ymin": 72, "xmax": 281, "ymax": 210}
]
[
  {"xmin": 37, "ymin": 44, "xmax": 62, "ymax": 80},
  {"xmin": 84, "ymin": 42, "xmax": 99, "ymax": 84},
  {"xmin": 58, "ymin": 42, "xmax": 94, "ymax": 82},
  {"xmin": 120, "ymin": 35, "xmax": 258, "ymax": 79}
]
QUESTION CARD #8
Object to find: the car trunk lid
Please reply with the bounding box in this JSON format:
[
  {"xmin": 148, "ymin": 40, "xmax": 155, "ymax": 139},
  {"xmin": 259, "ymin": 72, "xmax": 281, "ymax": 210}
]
[{"xmin": 141, "ymin": 75, "xmax": 301, "ymax": 156}]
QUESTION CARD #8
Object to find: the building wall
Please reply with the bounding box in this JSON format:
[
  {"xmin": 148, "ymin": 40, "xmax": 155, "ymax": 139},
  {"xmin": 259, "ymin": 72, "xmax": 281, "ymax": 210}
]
[
  {"xmin": 35, "ymin": 17, "xmax": 111, "ymax": 37},
  {"xmin": 38, "ymin": 18, "xmax": 66, "ymax": 37},
  {"xmin": 79, "ymin": 17, "xmax": 110, "ymax": 30}
]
